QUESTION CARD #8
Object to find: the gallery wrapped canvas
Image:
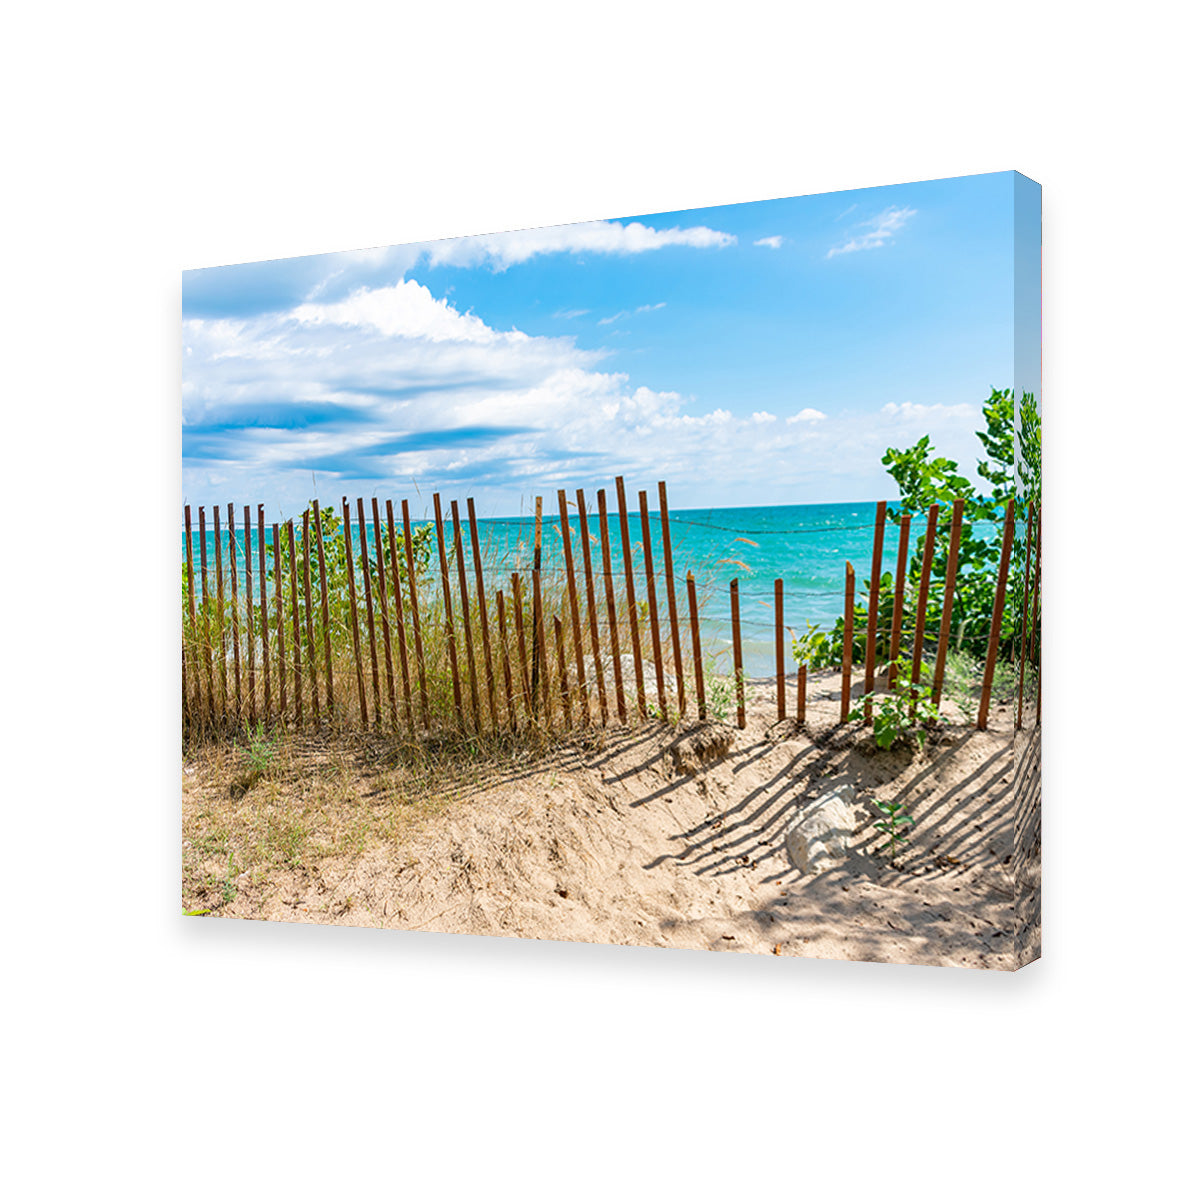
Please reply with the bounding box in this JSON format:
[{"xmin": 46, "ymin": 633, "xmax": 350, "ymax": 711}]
[{"xmin": 182, "ymin": 171, "xmax": 1041, "ymax": 968}]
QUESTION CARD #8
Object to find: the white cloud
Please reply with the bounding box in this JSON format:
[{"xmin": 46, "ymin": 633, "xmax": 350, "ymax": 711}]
[
  {"xmin": 554, "ymin": 308, "xmax": 590, "ymax": 320},
  {"xmin": 421, "ymin": 220, "xmax": 736, "ymax": 271},
  {"xmin": 826, "ymin": 206, "xmax": 916, "ymax": 258},
  {"xmin": 751, "ymin": 411, "xmax": 776, "ymax": 423},
  {"xmin": 881, "ymin": 401, "xmax": 975, "ymax": 419},
  {"xmin": 754, "ymin": 236, "xmax": 783, "ymax": 249},
  {"xmin": 597, "ymin": 301, "xmax": 666, "ymax": 326},
  {"xmin": 786, "ymin": 408, "xmax": 828, "ymax": 423}
]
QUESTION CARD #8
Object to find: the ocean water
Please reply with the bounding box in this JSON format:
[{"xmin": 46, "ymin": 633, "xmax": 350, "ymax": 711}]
[{"xmin": 183, "ymin": 500, "xmax": 1004, "ymax": 679}]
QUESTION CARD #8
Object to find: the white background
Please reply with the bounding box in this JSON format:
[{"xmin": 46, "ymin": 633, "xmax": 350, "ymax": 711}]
[{"xmin": 4, "ymin": 2, "xmax": 1194, "ymax": 1195}]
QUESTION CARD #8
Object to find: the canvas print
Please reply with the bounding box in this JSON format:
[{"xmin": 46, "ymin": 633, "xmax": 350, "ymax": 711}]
[{"xmin": 182, "ymin": 171, "xmax": 1041, "ymax": 969}]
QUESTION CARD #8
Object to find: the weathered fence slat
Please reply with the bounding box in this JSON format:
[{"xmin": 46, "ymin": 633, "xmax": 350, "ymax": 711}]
[
  {"xmin": 433, "ymin": 493, "xmax": 464, "ymax": 728},
  {"xmin": 1032, "ymin": 504, "xmax": 1043, "ymax": 726},
  {"xmin": 356, "ymin": 498, "xmax": 382, "ymax": 725},
  {"xmin": 184, "ymin": 506, "xmax": 201, "ymax": 727},
  {"xmin": 597, "ymin": 488, "xmax": 626, "ymax": 723},
  {"xmin": 495, "ymin": 588, "xmax": 516, "ymax": 730},
  {"xmin": 687, "ymin": 571, "xmax": 705, "ymax": 720},
  {"xmin": 531, "ymin": 496, "xmax": 545, "ymax": 716},
  {"xmin": 342, "ymin": 498, "xmax": 368, "ymax": 727},
  {"xmin": 1016, "ymin": 500, "xmax": 1036, "ymax": 730},
  {"xmin": 555, "ymin": 616, "xmax": 573, "ymax": 727},
  {"xmin": 797, "ymin": 664, "xmax": 807, "ymax": 724},
  {"xmin": 213, "ymin": 506, "xmax": 228, "ymax": 723},
  {"xmin": 288, "ymin": 520, "xmax": 302, "ymax": 725},
  {"xmin": 258, "ymin": 506, "xmax": 271, "ymax": 720},
  {"xmin": 402, "ymin": 499, "xmax": 431, "ymax": 729},
  {"xmin": 931, "ymin": 498, "xmax": 964, "ymax": 709},
  {"xmin": 887, "ymin": 513, "xmax": 911, "ymax": 689},
  {"xmin": 977, "ymin": 499, "xmax": 1017, "ymax": 730},
  {"xmin": 243, "ymin": 505, "xmax": 256, "ymax": 725},
  {"xmin": 371, "ymin": 497, "xmax": 398, "ymax": 731},
  {"xmin": 557, "ymin": 490, "xmax": 589, "ymax": 724},
  {"xmin": 385, "ymin": 500, "xmax": 415, "ymax": 735},
  {"xmin": 731, "ymin": 578, "xmax": 746, "ymax": 730},
  {"xmin": 638, "ymin": 490, "xmax": 667, "ymax": 717},
  {"xmin": 511, "ymin": 572, "xmax": 533, "ymax": 721},
  {"xmin": 467, "ymin": 498, "xmax": 499, "ymax": 730},
  {"xmin": 313, "ymin": 500, "xmax": 334, "ymax": 717},
  {"xmin": 302, "ymin": 509, "xmax": 319, "ymax": 721},
  {"xmin": 840, "ymin": 562, "xmax": 855, "ymax": 722},
  {"xmin": 199, "ymin": 507, "xmax": 215, "ymax": 725},
  {"xmin": 658, "ymin": 481, "xmax": 686, "ymax": 717},
  {"xmin": 910, "ymin": 503, "xmax": 940, "ymax": 711},
  {"xmin": 615, "ymin": 476, "xmax": 647, "ymax": 718},
  {"xmin": 863, "ymin": 500, "xmax": 886, "ymax": 722},
  {"xmin": 273, "ymin": 522, "xmax": 287, "ymax": 722},
  {"xmin": 450, "ymin": 500, "xmax": 481, "ymax": 729},
  {"xmin": 227, "ymin": 503, "xmax": 242, "ymax": 722},
  {"xmin": 775, "ymin": 578, "xmax": 786, "ymax": 722},
  {"xmin": 576, "ymin": 488, "xmax": 608, "ymax": 725}
]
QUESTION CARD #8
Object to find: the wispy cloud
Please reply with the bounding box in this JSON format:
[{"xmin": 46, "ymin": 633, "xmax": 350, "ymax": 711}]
[
  {"xmin": 754, "ymin": 235, "xmax": 784, "ymax": 249},
  {"xmin": 554, "ymin": 308, "xmax": 590, "ymax": 320},
  {"xmin": 424, "ymin": 220, "xmax": 736, "ymax": 271},
  {"xmin": 597, "ymin": 301, "xmax": 666, "ymax": 326},
  {"xmin": 751, "ymin": 411, "xmax": 776, "ymax": 423},
  {"xmin": 881, "ymin": 401, "xmax": 974, "ymax": 419},
  {"xmin": 826, "ymin": 206, "xmax": 916, "ymax": 258},
  {"xmin": 786, "ymin": 408, "xmax": 827, "ymax": 423}
]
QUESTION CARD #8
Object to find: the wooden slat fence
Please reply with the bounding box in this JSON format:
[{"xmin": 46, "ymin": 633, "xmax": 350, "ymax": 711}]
[{"xmin": 183, "ymin": 484, "xmax": 1032, "ymax": 741}]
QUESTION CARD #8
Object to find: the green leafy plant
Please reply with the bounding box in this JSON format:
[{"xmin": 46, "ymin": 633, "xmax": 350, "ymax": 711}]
[
  {"xmin": 873, "ymin": 797, "xmax": 914, "ymax": 864},
  {"xmin": 705, "ymin": 670, "xmax": 739, "ymax": 723},
  {"xmin": 241, "ymin": 720, "xmax": 277, "ymax": 773},
  {"xmin": 849, "ymin": 663, "xmax": 940, "ymax": 749}
]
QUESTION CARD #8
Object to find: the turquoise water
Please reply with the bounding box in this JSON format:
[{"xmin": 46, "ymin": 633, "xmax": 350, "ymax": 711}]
[{"xmin": 183, "ymin": 500, "xmax": 1005, "ymax": 678}]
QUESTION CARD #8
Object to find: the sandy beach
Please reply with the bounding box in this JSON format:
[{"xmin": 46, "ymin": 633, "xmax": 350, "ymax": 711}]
[{"xmin": 183, "ymin": 668, "xmax": 1040, "ymax": 970}]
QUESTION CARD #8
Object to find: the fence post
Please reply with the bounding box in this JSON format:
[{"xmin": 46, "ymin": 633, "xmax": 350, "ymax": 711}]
[
  {"xmin": 467, "ymin": 498, "xmax": 499, "ymax": 730},
  {"xmin": 313, "ymin": 501, "xmax": 335, "ymax": 719},
  {"xmin": 213, "ymin": 506, "xmax": 228, "ymax": 725},
  {"xmin": 863, "ymin": 500, "xmax": 886, "ymax": 722},
  {"xmin": 597, "ymin": 488, "xmax": 626, "ymax": 723},
  {"xmin": 797, "ymin": 664, "xmax": 806, "ymax": 724},
  {"xmin": 199, "ymin": 507, "xmax": 215, "ymax": 726},
  {"xmin": 184, "ymin": 506, "xmax": 202, "ymax": 729},
  {"xmin": 1016, "ymin": 500, "xmax": 1036, "ymax": 731},
  {"xmin": 302, "ymin": 508, "xmax": 319, "ymax": 722},
  {"xmin": 258, "ymin": 505, "xmax": 271, "ymax": 722},
  {"xmin": 386, "ymin": 500, "xmax": 415, "ymax": 735},
  {"xmin": 402, "ymin": 499, "xmax": 431, "ymax": 729},
  {"xmin": 887, "ymin": 513, "xmax": 911, "ymax": 689},
  {"xmin": 227, "ymin": 503, "xmax": 241, "ymax": 723},
  {"xmin": 775, "ymin": 578, "xmax": 786, "ymax": 722},
  {"xmin": 909, "ymin": 503, "xmax": 940, "ymax": 714},
  {"xmin": 495, "ymin": 588, "xmax": 516, "ymax": 731},
  {"xmin": 576, "ymin": 488, "xmax": 608, "ymax": 725},
  {"xmin": 243, "ymin": 505, "xmax": 256, "ymax": 726},
  {"xmin": 931, "ymin": 498, "xmax": 964, "ymax": 710},
  {"xmin": 557, "ymin": 490, "xmax": 589, "ymax": 723},
  {"xmin": 977, "ymin": 499, "xmax": 1017, "ymax": 730},
  {"xmin": 273, "ymin": 522, "xmax": 287, "ymax": 724},
  {"xmin": 511, "ymin": 572, "xmax": 533, "ymax": 721},
  {"xmin": 288, "ymin": 520, "xmax": 302, "ymax": 726},
  {"xmin": 839, "ymin": 562, "xmax": 855, "ymax": 722},
  {"xmin": 687, "ymin": 571, "xmax": 705, "ymax": 720},
  {"xmin": 1032, "ymin": 504, "xmax": 1043, "ymax": 727},
  {"xmin": 615, "ymin": 477, "xmax": 647, "ymax": 718},
  {"xmin": 342, "ymin": 498, "xmax": 368, "ymax": 727},
  {"xmin": 355, "ymin": 498, "xmax": 381, "ymax": 725},
  {"xmin": 531, "ymin": 496, "xmax": 545, "ymax": 717},
  {"xmin": 731, "ymin": 578, "xmax": 746, "ymax": 730},
  {"xmin": 450, "ymin": 500, "xmax": 481, "ymax": 729},
  {"xmin": 555, "ymin": 617, "xmax": 573, "ymax": 727},
  {"xmin": 638, "ymin": 490, "xmax": 667, "ymax": 717},
  {"xmin": 658, "ymin": 481, "xmax": 686, "ymax": 717},
  {"xmin": 371, "ymin": 498, "xmax": 398, "ymax": 731}
]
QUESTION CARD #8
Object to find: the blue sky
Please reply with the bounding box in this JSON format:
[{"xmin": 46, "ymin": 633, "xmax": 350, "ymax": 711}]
[{"xmin": 183, "ymin": 171, "xmax": 1025, "ymax": 517}]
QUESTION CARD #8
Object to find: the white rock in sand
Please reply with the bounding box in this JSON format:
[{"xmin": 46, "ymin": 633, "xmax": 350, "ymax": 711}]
[{"xmin": 785, "ymin": 784, "xmax": 858, "ymax": 874}]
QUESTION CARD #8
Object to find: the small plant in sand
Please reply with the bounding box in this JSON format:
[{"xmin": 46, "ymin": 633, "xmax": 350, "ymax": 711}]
[
  {"xmin": 242, "ymin": 720, "xmax": 278, "ymax": 773},
  {"xmin": 873, "ymin": 797, "xmax": 913, "ymax": 864},
  {"xmin": 705, "ymin": 670, "xmax": 738, "ymax": 723},
  {"xmin": 850, "ymin": 664, "xmax": 940, "ymax": 750}
]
